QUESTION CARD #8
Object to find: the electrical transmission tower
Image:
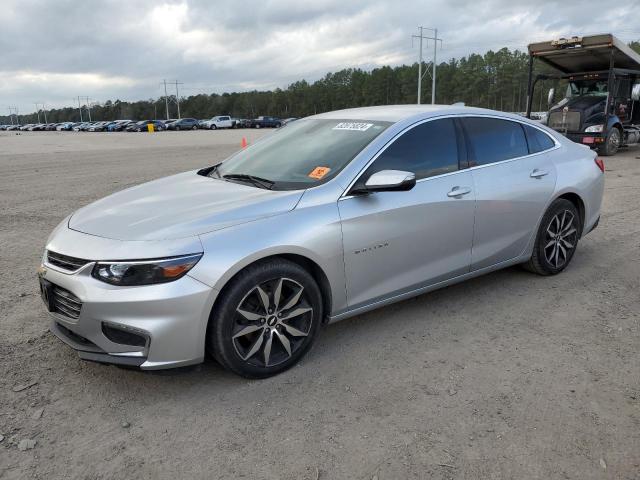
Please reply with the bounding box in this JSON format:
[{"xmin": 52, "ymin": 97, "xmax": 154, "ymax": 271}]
[{"xmin": 412, "ymin": 26, "xmax": 443, "ymax": 104}]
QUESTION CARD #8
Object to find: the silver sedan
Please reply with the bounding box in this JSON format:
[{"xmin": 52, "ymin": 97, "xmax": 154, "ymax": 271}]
[{"xmin": 39, "ymin": 105, "xmax": 604, "ymax": 377}]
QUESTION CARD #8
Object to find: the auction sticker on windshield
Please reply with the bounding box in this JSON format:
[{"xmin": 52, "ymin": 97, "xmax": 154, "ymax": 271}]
[
  {"xmin": 308, "ymin": 166, "xmax": 331, "ymax": 179},
  {"xmin": 333, "ymin": 122, "xmax": 373, "ymax": 131}
]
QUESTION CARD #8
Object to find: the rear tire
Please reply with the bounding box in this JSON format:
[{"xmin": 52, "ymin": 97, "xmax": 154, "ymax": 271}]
[
  {"xmin": 525, "ymin": 199, "xmax": 581, "ymax": 275},
  {"xmin": 207, "ymin": 259, "xmax": 323, "ymax": 378}
]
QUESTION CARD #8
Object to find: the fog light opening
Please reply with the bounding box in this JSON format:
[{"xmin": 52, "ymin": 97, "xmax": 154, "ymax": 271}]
[{"xmin": 101, "ymin": 323, "xmax": 148, "ymax": 348}]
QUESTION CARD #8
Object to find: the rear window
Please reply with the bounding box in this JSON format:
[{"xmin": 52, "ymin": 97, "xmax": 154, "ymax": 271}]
[
  {"xmin": 524, "ymin": 125, "xmax": 556, "ymax": 153},
  {"xmin": 462, "ymin": 117, "xmax": 529, "ymax": 166}
]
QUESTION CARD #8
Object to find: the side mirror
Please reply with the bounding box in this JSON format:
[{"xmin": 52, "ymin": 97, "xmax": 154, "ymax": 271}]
[
  {"xmin": 632, "ymin": 83, "xmax": 640, "ymax": 101},
  {"xmin": 547, "ymin": 88, "xmax": 555, "ymax": 106},
  {"xmin": 353, "ymin": 170, "xmax": 416, "ymax": 194}
]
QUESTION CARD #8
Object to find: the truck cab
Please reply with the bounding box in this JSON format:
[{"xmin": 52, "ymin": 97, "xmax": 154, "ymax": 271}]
[{"xmin": 527, "ymin": 34, "xmax": 640, "ymax": 155}]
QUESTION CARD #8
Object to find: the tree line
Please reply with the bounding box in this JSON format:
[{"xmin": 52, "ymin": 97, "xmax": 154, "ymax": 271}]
[{"xmin": 4, "ymin": 42, "xmax": 640, "ymax": 125}]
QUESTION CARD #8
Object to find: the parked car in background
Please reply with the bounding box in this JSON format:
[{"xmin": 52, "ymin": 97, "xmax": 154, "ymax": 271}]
[
  {"xmin": 281, "ymin": 117, "xmax": 299, "ymax": 126},
  {"xmin": 6, "ymin": 124, "xmax": 21, "ymax": 131},
  {"xmin": 166, "ymin": 118, "xmax": 199, "ymax": 130},
  {"xmin": 87, "ymin": 121, "xmax": 110, "ymax": 132},
  {"xmin": 107, "ymin": 120, "xmax": 133, "ymax": 132},
  {"xmin": 125, "ymin": 120, "xmax": 165, "ymax": 132},
  {"xmin": 250, "ymin": 116, "xmax": 282, "ymax": 128},
  {"xmin": 56, "ymin": 122, "xmax": 75, "ymax": 131},
  {"xmin": 235, "ymin": 118, "xmax": 251, "ymax": 128},
  {"xmin": 200, "ymin": 115, "xmax": 235, "ymax": 130}
]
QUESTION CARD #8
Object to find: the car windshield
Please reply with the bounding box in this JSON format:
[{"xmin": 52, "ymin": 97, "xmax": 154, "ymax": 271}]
[
  {"xmin": 567, "ymin": 80, "xmax": 608, "ymax": 97},
  {"xmin": 215, "ymin": 119, "xmax": 391, "ymax": 190}
]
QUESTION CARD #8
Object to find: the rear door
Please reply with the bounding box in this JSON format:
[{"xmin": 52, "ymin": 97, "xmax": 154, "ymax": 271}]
[
  {"xmin": 338, "ymin": 118, "xmax": 476, "ymax": 308},
  {"xmin": 461, "ymin": 117, "xmax": 558, "ymax": 270}
]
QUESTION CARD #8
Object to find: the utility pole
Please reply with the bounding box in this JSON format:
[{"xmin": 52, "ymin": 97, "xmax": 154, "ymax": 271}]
[
  {"xmin": 38, "ymin": 103, "xmax": 48, "ymax": 123},
  {"xmin": 412, "ymin": 27, "xmax": 443, "ymax": 104},
  {"xmin": 34, "ymin": 103, "xmax": 41, "ymax": 123},
  {"xmin": 163, "ymin": 80, "xmax": 170, "ymax": 120},
  {"xmin": 168, "ymin": 80, "xmax": 184, "ymax": 119},
  {"xmin": 77, "ymin": 97, "xmax": 83, "ymax": 122},
  {"xmin": 80, "ymin": 97, "xmax": 92, "ymax": 121}
]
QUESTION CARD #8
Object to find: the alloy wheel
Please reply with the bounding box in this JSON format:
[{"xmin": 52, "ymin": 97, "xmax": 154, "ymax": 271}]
[
  {"xmin": 544, "ymin": 210, "xmax": 578, "ymax": 269},
  {"xmin": 232, "ymin": 277, "xmax": 313, "ymax": 367}
]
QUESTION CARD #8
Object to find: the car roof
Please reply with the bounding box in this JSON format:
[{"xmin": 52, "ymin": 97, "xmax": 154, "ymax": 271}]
[{"xmin": 311, "ymin": 104, "xmax": 529, "ymax": 123}]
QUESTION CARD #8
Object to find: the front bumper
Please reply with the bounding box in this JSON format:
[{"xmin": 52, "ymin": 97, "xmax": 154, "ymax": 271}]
[
  {"xmin": 558, "ymin": 131, "xmax": 606, "ymax": 147},
  {"xmin": 40, "ymin": 260, "xmax": 217, "ymax": 370}
]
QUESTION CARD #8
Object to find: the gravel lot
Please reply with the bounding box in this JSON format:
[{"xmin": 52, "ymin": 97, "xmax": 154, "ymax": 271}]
[{"xmin": 1, "ymin": 130, "xmax": 638, "ymax": 479}]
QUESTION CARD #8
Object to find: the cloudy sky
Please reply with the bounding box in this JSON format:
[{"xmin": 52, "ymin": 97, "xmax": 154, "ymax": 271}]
[{"xmin": 1, "ymin": 0, "xmax": 638, "ymax": 115}]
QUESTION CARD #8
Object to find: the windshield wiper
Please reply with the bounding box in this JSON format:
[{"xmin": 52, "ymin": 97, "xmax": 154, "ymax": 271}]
[{"xmin": 222, "ymin": 173, "xmax": 275, "ymax": 190}]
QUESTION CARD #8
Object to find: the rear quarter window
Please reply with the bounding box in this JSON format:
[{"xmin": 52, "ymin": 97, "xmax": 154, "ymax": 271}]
[
  {"xmin": 462, "ymin": 117, "xmax": 529, "ymax": 166},
  {"xmin": 524, "ymin": 124, "xmax": 556, "ymax": 153}
]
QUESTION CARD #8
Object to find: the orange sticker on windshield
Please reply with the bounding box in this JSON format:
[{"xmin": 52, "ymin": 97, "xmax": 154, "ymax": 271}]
[{"xmin": 308, "ymin": 166, "xmax": 331, "ymax": 179}]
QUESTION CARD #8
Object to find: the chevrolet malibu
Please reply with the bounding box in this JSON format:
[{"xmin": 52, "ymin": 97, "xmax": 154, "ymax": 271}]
[{"xmin": 39, "ymin": 105, "xmax": 604, "ymax": 378}]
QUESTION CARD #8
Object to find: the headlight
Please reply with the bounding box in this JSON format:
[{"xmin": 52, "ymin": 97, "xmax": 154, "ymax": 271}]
[
  {"xmin": 585, "ymin": 124, "xmax": 604, "ymax": 133},
  {"xmin": 92, "ymin": 253, "xmax": 202, "ymax": 286}
]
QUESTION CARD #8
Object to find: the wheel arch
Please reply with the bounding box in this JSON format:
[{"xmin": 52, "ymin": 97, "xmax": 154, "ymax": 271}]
[
  {"xmin": 554, "ymin": 191, "xmax": 586, "ymax": 237},
  {"xmin": 208, "ymin": 252, "xmax": 333, "ymax": 325}
]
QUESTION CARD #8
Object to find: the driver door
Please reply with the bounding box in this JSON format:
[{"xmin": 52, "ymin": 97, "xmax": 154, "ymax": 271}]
[{"xmin": 338, "ymin": 118, "xmax": 476, "ymax": 309}]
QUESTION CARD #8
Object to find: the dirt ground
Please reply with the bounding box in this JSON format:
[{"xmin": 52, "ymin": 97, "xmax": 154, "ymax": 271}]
[{"xmin": 1, "ymin": 130, "xmax": 638, "ymax": 480}]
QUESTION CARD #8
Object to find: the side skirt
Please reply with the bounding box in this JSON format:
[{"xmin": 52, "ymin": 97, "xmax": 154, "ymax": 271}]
[{"xmin": 327, "ymin": 255, "xmax": 528, "ymax": 324}]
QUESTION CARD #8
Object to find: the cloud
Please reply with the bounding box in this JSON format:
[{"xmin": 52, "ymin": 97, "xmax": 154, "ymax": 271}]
[{"xmin": 0, "ymin": 0, "xmax": 637, "ymax": 114}]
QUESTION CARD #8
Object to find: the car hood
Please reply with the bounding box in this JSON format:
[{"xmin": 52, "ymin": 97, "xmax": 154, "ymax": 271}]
[{"xmin": 68, "ymin": 171, "xmax": 304, "ymax": 241}]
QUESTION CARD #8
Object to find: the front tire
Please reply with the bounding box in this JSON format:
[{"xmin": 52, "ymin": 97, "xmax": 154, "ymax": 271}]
[
  {"xmin": 525, "ymin": 199, "xmax": 581, "ymax": 275},
  {"xmin": 210, "ymin": 124, "xmax": 217, "ymax": 130},
  {"xmin": 207, "ymin": 259, "xmax": 323, "ymax": 378},
  {"xmin": 599, "ymin": 127, "xmax": 621, "ymax": 156}
]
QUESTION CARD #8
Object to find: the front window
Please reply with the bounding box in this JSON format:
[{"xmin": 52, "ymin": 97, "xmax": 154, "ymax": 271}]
[{"xmin": 215, "ymin": 119, "xmax": 391, "ymax": 190}]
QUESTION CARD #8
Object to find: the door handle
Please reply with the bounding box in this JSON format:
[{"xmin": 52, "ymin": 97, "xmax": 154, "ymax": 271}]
[
  {"xmin": 530, "ymin": 169, "xmax": 549, "ymax": 179},
  {"xmin": 447, "ymin": 186, "xmax": 472, "ymax": 198}
]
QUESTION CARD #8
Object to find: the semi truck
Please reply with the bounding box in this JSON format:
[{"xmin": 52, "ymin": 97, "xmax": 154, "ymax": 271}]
[{"xmin": 526, "ymin": 34, "xmax": 640, "ymax": 155}]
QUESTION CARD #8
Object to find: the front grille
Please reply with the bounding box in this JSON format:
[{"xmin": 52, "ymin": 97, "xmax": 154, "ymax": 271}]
[
  {"xmin": 51, "ymin": 285, "xmax": 83, "ymax": 319},
  {"xmin": 548, "ymin": 111, "xmax": 581, "ymax": 132},
  {"xmin": 47, "ymin": 250, "xmax": 90, "ymax": 272}
]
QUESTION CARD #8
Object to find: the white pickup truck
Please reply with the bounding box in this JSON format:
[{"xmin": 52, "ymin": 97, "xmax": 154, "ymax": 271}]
[{"xmin": 200, "ymin": 115, "xmax": 235, "ymax": 130}]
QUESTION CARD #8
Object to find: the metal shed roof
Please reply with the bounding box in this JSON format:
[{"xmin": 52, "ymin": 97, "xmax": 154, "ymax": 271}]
[{"xmin": 528, "ymin": 34, "xmax": 640, "ymax": 74}]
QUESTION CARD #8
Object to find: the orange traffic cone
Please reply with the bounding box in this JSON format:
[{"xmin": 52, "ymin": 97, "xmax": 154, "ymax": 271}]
[{"xmin": 241, "ymin": 137, "xmax": 248, "ymax": 148}]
